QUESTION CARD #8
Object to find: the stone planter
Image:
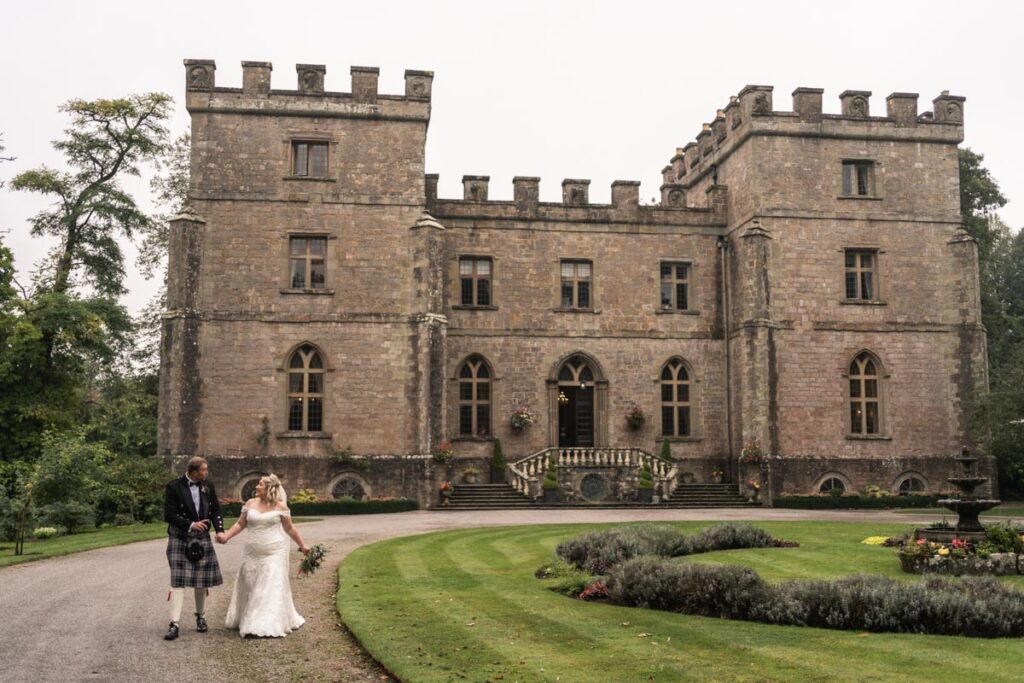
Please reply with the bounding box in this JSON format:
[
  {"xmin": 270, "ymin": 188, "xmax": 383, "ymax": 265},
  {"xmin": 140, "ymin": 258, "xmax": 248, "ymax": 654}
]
[
  {"xmin": 637, "ymin": 488, "xmax": 654, "ymax": 504},
  {"xmin": 543, "ymin": 488, "xmax": 561, "ymax": 504},
  {"xmin": 711, "ymin": 474, "xmax": 723, "ymax": 484},
  {"xmin": 463, "ymin": 471, "xmax": 480, "ymax": 484}
]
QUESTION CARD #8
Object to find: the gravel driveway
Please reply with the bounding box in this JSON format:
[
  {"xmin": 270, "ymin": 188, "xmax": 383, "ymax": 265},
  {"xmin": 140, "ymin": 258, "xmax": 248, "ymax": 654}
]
[{"xmin": 0, "ymin": 508, "xmax": 935, "ymax": 682}]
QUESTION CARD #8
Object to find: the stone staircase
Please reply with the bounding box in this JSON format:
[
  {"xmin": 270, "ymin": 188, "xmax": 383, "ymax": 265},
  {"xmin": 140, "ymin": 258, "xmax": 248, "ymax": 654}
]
[
  {"xmin": 439, "ymin": 481, "xmax": 759, "ymax": 510},
  {"xmin": 665, "ymin": 483, "xmax": 756, "ymax": 507},
  {"xmin": 442, "ymin": 483, "xmax": 534, "ymax": 510}
]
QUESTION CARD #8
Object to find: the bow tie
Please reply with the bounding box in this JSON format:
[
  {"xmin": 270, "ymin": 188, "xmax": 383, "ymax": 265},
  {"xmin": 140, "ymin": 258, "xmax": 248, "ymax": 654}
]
[{"xmin": 189, "ymin": 482, "xmax": 200, "ymax": 488}]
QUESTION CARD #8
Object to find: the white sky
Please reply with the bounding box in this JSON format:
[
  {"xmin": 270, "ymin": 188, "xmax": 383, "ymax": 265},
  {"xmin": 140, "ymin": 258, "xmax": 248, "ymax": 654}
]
[{"xmin": 2, "ymin": 0, "xmax": 1021, "ymax": 314}]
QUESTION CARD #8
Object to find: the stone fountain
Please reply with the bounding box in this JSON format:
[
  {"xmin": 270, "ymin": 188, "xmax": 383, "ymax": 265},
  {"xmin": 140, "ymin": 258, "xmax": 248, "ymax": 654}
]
[{"xmin": 915, "ymin": 448, "xmax": 1001, "ymax": 543}]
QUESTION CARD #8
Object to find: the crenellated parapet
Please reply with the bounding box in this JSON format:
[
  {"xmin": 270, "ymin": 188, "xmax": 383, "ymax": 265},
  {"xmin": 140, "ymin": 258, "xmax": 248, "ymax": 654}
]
[
  {"xmin": 426, "ymin": 175, "xmax": 727, "ymax": 227},
  {"xmin": 668, "ymin": 85, "xmax": 966, "ymax": 186},
  {"xmin": 183, "ymin": 59, "xmax": 433, "ymax": 121}
]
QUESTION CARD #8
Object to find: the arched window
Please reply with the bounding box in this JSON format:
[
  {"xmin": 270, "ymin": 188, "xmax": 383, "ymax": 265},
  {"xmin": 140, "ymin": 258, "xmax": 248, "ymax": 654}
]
[
  {"xmin": 332, "ymin": 477, "xmax": 367, "ymax": 501},
  {"xmin": 819, "ymin": 477, "xmax": 846, "ymax": 495},
  {"xmin": 898, "ymin": 476, "xmax": 926, "ymax": 495},
  {"xmin": 458, "ymin": 356, "xmax": 491, "ymax": 436},
  {"xmin": 288, "ymin": 344, "xmax": 324, "ymax": 432},
  {"xmin": 660, "ymin": 359, "xmax": 691, "ymax": 437},
  {"xmin": 848, "ymin": 352, "xmax": 881, "ymax": 435}
]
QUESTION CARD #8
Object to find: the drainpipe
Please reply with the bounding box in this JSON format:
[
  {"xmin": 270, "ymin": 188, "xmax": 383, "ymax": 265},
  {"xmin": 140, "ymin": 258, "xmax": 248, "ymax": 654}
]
[{"xmin": 717, "ymin": 235, "xmax": 734, "ymax": 481}]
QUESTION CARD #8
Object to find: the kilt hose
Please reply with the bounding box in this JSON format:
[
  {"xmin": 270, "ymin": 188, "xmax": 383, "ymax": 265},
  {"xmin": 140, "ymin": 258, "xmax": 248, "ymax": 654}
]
[{"xmin": 166, "ymin": 529, "xmax": 223, "ymax": 589}]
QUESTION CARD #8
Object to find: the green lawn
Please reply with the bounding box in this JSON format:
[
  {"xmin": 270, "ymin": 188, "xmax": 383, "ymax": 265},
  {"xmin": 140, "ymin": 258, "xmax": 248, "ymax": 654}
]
[
  {"xmin": 0, "ymin": 517, "xmax": 319, "ymax": 568},
  {"xmin": 338, "ymin": 521, "xmax": 1024, "ymax": 683},
  {"xmin": 895, "ymin": 505, "xmax": 1024, "ymax": 518}
]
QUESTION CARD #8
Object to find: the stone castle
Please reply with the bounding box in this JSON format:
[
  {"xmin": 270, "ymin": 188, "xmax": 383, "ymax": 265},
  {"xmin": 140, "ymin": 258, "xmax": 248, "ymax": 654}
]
[{"xmin": 158, "ymin": 59, "xmax": 988, "ymax": 506}]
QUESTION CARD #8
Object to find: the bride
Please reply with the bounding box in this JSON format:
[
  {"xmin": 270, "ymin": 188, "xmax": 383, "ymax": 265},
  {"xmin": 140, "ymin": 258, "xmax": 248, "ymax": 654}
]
[{"xmin": 220, "ymin": 474, "xmax": 310, "ymax": 637}]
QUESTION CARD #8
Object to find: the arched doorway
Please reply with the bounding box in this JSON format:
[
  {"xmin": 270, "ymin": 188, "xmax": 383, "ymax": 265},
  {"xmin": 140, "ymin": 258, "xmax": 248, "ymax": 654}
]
[{"xmin": 550, "ymin": 354, "xmax": 606, "ymax": 447}]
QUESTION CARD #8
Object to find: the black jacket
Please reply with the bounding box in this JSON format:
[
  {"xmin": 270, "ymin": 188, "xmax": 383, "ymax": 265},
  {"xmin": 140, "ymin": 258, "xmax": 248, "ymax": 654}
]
[{"xmin": 164, "ymin": 476, "xmax": 225, "ymax": 536}]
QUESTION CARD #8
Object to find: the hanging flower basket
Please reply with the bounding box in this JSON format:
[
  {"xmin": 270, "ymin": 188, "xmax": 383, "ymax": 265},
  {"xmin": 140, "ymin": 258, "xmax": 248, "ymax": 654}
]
[
  {"xmin": 510, "ymin": 406, "xmax": 535, "ymax": 432},
  {"xmin": 739, "ymin": 439, "xmax": 763, "ymax": 465},
  {"xmin": 625, "ymin": 404, "xmax": 646, "ymax": 430}
]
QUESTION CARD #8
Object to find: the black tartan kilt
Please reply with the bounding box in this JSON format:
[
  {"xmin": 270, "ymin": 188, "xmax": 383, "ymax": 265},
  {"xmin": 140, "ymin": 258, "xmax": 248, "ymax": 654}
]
[{"xmin": 167, "ymin": 530, "xmax": 223, "ymax": 588}]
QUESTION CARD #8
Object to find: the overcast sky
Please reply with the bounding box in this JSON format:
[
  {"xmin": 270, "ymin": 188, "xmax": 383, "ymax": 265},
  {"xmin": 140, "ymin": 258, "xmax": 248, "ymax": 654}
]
[{"xmin": 3, "ymin": 1, "xmax": 1021, "ymax": 314}]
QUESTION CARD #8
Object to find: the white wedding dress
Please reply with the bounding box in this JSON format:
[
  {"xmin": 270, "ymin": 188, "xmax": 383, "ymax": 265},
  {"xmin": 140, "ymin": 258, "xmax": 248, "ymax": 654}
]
[{"xmin": 224, "ymin": 507, "xmax": 305, "ymax": 637}]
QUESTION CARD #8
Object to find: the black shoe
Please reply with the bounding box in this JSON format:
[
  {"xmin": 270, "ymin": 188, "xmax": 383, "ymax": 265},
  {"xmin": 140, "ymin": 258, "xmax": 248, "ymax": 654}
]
[
  {"xmin": 164, "ymin": 622, "xmax": 180, "ymax": 640},
  {"xmin": 196, "ymin": 613, "xmax": 208, "ymax": 633}
]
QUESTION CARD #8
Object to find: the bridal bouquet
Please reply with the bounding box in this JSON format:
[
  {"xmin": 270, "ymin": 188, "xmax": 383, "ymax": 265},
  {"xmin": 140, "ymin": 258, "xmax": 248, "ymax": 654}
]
[{"xmin": 298, "ymin": 544, "xmax": 329, "ymax": 576}]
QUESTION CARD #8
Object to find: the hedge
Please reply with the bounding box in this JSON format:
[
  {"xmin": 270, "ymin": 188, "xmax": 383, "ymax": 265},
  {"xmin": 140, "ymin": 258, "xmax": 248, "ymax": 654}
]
[
  {"xmin": 771, "ymin": 494, "xmax": 944, "ymax": 510},
  {"xmin": 220, "ymin": 498, "xmax": 418, "ymax": 517}
]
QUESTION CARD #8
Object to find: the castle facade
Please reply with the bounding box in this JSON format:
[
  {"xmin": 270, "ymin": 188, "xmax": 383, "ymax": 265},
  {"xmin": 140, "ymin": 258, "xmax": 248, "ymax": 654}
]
[{"xmin": 158, "ymin": 59, "xmax": 987, "ymax": 506}]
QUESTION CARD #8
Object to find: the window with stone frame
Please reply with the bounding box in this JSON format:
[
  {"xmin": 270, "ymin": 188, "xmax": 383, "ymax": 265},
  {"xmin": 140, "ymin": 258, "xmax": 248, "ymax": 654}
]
[
  {"xmin": 289, "ymin": 237, "xmax": 327, "ymax": 289},
  {"xmin": 842, "ymin": 160, "xmax": 875, "ymax": 197},
  {"xmin": 459, "ymin": 257, "xmax": 492, "ymax": 307},
  {"xmin": 848, "ymin": 351, "xmax": 882, "ymax": 435},
  {"xmin": 844, "ymin": 249, "xmax": 877, "ymax": 301},
  {"xmin": 660, "ymin": 262, "xmax": 690, "ymax": 310},
  {"xmin": 457, "ymin": 356, "xmax": 491, "ymax": 437},
  {"xmin": 292, "ymin": 141, "xmax": 329, "ymax": 178},
  {"xmin": 660, "ymin": 358, "xmax": 691, "ymax": 437},
  {"xmin": 560, "ymin": 260, "xmax": 592, "ymax": 309},
  {"xmin": 287, "ymin": 344, "xmax": 325, "ymax": 432}
]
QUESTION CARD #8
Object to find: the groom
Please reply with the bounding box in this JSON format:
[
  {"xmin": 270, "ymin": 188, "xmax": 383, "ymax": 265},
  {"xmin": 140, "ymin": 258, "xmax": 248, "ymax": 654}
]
[{"xmin": 162, "ymin": 456, "xmax": 226, "ymax": 640}]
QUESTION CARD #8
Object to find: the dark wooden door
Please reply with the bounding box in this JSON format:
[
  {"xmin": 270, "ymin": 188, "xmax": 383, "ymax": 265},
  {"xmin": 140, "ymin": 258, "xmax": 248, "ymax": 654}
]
[{"xmin": 558, "ymin": 387, "xmax": 594, "ymax": 447}]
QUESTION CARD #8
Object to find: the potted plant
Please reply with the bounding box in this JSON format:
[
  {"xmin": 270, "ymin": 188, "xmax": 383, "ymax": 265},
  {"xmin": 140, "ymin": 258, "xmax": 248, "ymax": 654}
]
[
  {"xmin": 711, "ymin": 469, "xmax": 724, "ymax": 484},
  {"xmin": 659, "ymin": 439, "xmax": 672, "ymax": 461},
  {"xmin": 637, "ymin": 461, "xmax": 655, "ymax": 503},
  {"xmin": 462, "ymin": 466, "xmax": 481, "ymax": 484},
  {"xmin": 744, "ymin": 479, "xmax": 761, "ymax": 502},
  {"xmin": 439, "ymin": 481, "xmax": 452, "ymax": 506},
  {"xmin": 490, "ymin": 438, "xmax": 506, "ymax": 484},
  {"xmin": 542, "ymin": 455, "xmax": 560, "ymax": 503},
  {"xmin": 510, "ymin": 405, "xmax": 535, "ymax": 432},
  {"xmin": 739, "ymin": 439, "xmax": 763, "ymax": 465},
  {"xmin": 625, "ymin": 404, "xmax": 646, "ymax": 430},
  {"xmin": 432, "ymin": 438, "xmax": 454, "ymax": 464}
]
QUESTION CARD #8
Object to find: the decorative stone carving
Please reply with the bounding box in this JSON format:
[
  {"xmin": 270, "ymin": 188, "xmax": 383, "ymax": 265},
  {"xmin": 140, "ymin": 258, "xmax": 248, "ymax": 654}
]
[
  {"xmin": 188, "ymin": 65, "xmax": 211, "ymax": 90},
  {"xmin": 851, "ymin": 96, "xmax": 868, "ymax": 117},
  {"xmin": 409, "ymin": 78, "xmax": 426, "ymax": 96},
  {"xmin": 667, "ymin": 190, "xmax": 684, "ymax": 207},
  {"xmin": 570, "ymin": 187, "xmax": 586, "ymax": 205},
  {"xmin": 297, "ymin": 66, "xmax": 325, "ymax": 94},
  {"xmin": 752, "ymin": 93, "xmax": 771, "ymax": 115},
  {"xmin": 946, "ymin": 101, "xmax": 963, "ymax": 123}
]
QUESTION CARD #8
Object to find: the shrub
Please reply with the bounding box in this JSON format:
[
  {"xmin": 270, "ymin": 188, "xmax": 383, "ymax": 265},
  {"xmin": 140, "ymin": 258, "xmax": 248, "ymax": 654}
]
[
  {"xmin": 554, "ymin": 523, "xmax": 789, "ymax": 574},
  {"xmin": 637, "ymin": 462, "xmax": 654, "ymax": 490},
  {"xmin": 659, "ymin": 439, "xmax": 671, "ymax": 461},
  {"xmin": 687, "ymin": 522, "xmax": 778, "ymax": 554},
  {"xmin": 772, "ymin": 494, "xmax": 943, "ymax": 510},
  {"xmin": 542, "ymin": 456, "xmax": 559, "ymax": 491},
  {"xmin": 40, "ymin": 500, "xmax": 95, "ymax": 534},
  {"xmin": 578, "ymin": 580, "xmax": 610, "ymax": 601},
  {"xmin": 607, "ymin": 556, "xmax": 770, "ymax": 618},
  {"xmin": 534, "ymin": 559, "xmax": 595, "ymax": 597},
  {"xmin": 289, "ymin": 488, "xmax": 320, "ymax": 504},
  {"xmin": 491, "ymin": 438, "xmax": 505, "ymax": 472},
  {"xmin": 603, "ymin": 558, "xmax": 1024, "ymax": 638},
  {"xmin": 984, "ymin": 522, "xmax": 1024, "ymax": 554},
  {"xmin": 32, "ymin": 526, "xmax": 59, "ymax": 539},
  {"xmin": 219, "ymin": 497, "xmax": 418, "ymax": 517}
]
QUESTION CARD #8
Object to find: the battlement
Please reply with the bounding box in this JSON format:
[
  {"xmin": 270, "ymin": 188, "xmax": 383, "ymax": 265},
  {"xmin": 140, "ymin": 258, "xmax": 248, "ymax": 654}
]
[
  {"xmin": 183, "ymin": 59, "xmax": 433, "ymax": 120},
  {"xmin": 670, "ymin": 85, "xmax": 965, "ymax": 186},
  {"xmin": 426, "ymin": 175, "xmax": 727, "ymax": 227}
]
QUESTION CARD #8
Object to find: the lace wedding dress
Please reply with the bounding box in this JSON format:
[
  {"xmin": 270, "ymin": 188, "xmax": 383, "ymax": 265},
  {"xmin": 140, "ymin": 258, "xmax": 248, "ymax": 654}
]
[{"xmin": 224, "ymin": 508, "xmax": 305, "ymax": 637}]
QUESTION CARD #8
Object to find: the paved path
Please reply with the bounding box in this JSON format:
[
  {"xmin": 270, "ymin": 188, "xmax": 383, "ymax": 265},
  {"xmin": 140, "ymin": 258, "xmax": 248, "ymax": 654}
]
[{"xmin": 0, "ymin": 508, "xmax": 936, "ymax": 682}]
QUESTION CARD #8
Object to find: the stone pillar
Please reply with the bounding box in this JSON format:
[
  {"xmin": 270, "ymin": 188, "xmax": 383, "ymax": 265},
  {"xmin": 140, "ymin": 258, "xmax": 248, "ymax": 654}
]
[
  {"xmin": 241, "ymin": 61, "xmax": 272, "ymax": 97},
  {"xmin": 736, "ymin": 219, "xmax": 779, "ymax": 504},
  {"xmin": 513, "ymin": 176, "xmax": 540, "ymax": 216},
  {"xmin": 409, "ymin": 213, "xmax": 449, "ymax": 454},
  {"xmin": 159, "ymin": 210, "xmax": 206, "ymax": 457},
  {"xmin": 351, "ymin": 66, "xmax": 379, "ymax": 104}
]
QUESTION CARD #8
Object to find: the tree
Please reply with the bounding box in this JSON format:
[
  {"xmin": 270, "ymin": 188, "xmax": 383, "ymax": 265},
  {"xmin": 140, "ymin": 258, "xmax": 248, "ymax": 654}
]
[
  {"xmin": 0, "ymin": 132, "xmax": 14, "ymax": 189},
  {"xmin": 11, "ymin": 93, "xmax": 172, "ymax": 296},
  {"xmin": 959, "ymin": 148, "xmax": 1008, "ymax": 267}
]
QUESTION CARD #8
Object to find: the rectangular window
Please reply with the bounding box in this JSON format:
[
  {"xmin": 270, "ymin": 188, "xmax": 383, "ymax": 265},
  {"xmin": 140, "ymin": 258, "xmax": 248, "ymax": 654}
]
[
  {"xmin": 660, "ymin": 262, "xmax": 690, "ymax": 310},
  {"xmin": 560, "ymin": 260, "xmax": 592, "ymax": 309},
  {"xmin": 292, "ymin": 141, "xmax": 329, "ymax": 177},
  {"xmin": 844, "ymin": 249, "xmax": 876, "ymax": 300},
  {"xmin": 842, "ymin": 160, "xmax": 874, "ymax": 197},
  {"xmin": 459, "ymin": 257, "xmax": 493, "ymax": 306},
  {"xmin": 290, "ymin": 237, "xmax": 327, "ymax": 289}
]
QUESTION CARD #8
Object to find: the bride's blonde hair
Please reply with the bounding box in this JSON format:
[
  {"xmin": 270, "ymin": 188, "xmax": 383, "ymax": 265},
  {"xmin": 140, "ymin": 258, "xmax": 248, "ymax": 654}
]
[{"xmin": 260, "ymin": 474, "xmax": 284, "ymax": 505}]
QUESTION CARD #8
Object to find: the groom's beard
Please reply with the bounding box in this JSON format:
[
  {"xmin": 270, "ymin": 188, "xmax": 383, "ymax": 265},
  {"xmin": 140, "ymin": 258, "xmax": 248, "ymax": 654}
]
[{"xmin": 169, "ymin": 588, "xmax": 207, "ymax": 622}]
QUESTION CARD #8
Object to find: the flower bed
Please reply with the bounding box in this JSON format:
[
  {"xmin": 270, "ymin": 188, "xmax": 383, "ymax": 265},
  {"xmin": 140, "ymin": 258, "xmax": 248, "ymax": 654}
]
[{"xmin": 897, "ymin": 522, "xmax": 1024, "ymax": 575}]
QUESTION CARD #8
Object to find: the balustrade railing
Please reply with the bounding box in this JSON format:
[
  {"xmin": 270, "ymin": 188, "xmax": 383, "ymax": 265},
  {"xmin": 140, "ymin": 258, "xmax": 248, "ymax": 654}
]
[{"xmin": 508, "ymin": 446, "xmax": 678, "ymax": 500}]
